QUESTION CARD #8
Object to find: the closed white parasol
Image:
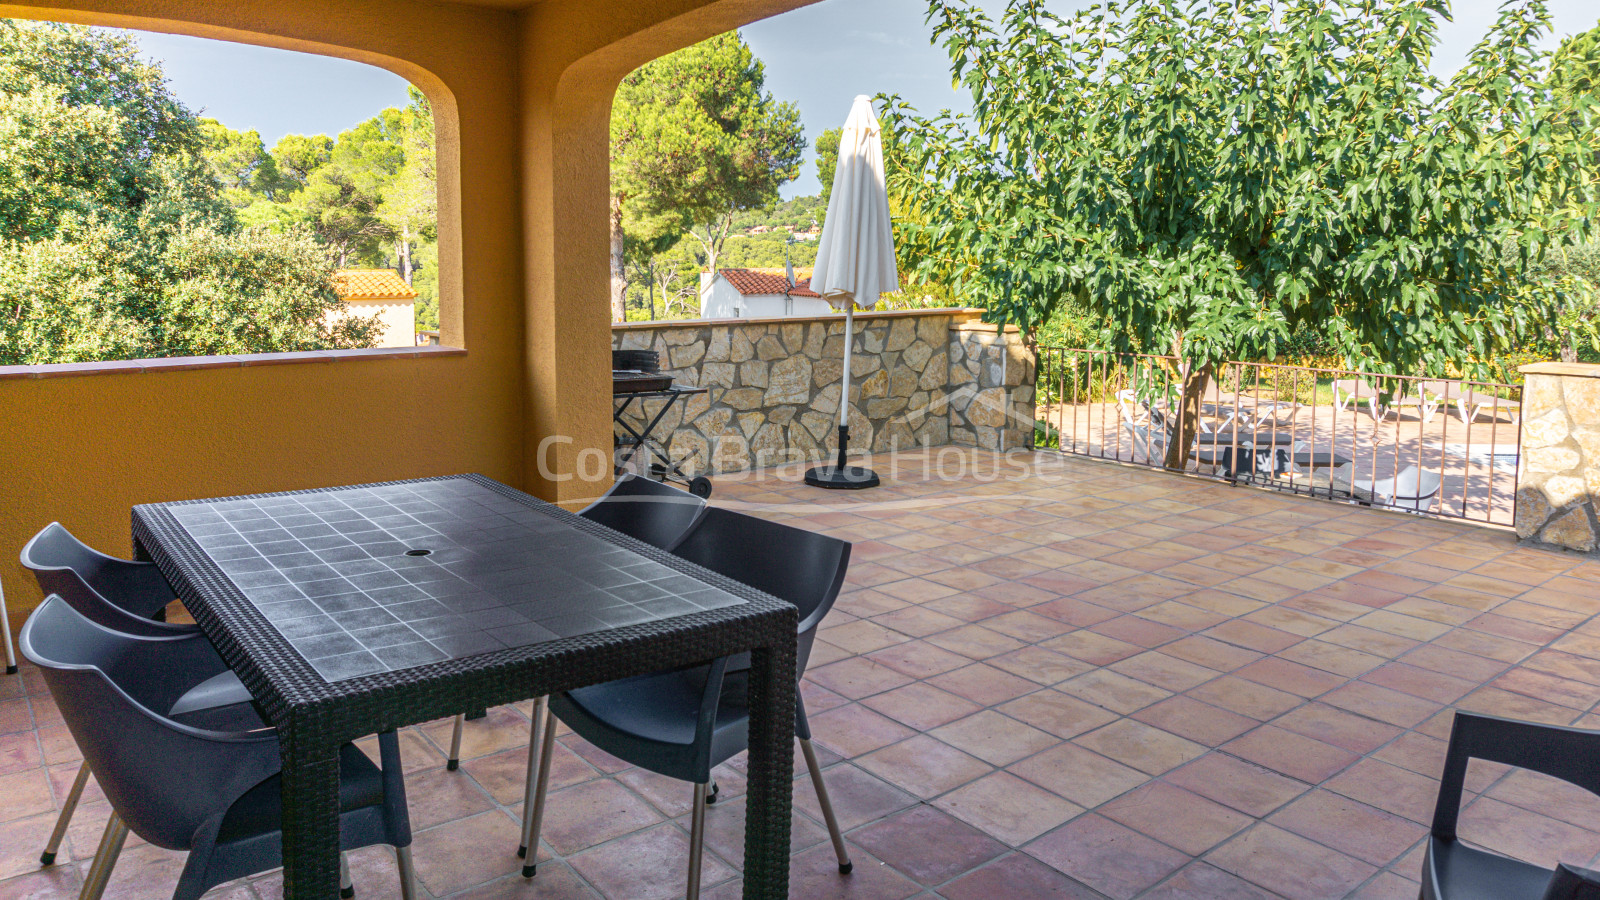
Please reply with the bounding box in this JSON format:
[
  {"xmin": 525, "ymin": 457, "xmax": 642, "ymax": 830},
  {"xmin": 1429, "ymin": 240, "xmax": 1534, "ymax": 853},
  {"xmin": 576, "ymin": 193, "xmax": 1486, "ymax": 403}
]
[{"xmin": 805, "ymin": 95, "xmax": 899, "ymax": 490}]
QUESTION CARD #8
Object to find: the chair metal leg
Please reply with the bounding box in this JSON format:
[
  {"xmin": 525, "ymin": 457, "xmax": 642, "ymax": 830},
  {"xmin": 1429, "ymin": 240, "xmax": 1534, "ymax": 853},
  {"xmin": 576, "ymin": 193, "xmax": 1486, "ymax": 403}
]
[
  {"xmin": 339, "ymin": 851, "xmax": 353, "ymax": 899},
  {"xmin": 396, "ymin": 845, "xmax": 419, "ymax": 900},
  {"xmin": 42, "ymin": 762, "xmax": 92, "ymax": 865},
  {"xmin": 520, "ymin": 697, "xmax": 554, "ymax": 877},
  {"xmin": 801, "ymin": 738, "xmax": 853, "ymax": 874},
  {"xmin": 687, "ymin": 782, "xmax": 708, "ymax": 900},
  {"xmin": 1, "ymin": 575, "xmax": 16, "ymax": 675},
  {"xmin": 446, "ymin": 713, "xmax": 465, "ymax": 771},
  {"xmin": 705, "ymin": 779, "xmax": 719, "ymax": 805},
  {"xmin": 78, "ymin": 812, "xmax": 128, "ymax": 900}
]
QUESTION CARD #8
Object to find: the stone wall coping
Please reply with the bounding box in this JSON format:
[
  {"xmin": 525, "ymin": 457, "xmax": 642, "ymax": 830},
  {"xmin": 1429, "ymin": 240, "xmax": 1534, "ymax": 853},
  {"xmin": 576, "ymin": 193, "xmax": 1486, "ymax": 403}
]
[
  {"xmin": 0, "ymin": 346, "xmax": 466, "ymax": 380},
  {"xmin": 951, "ymin": 321, "xmax": 1021, "ymax": 334},
  {"xmin": 1520, "ymin": 362, "xmax": 1600, "ymax": 378},
  {"xmin": 611, "ymin": 307, "xmax": 988, "ymax": 331}
]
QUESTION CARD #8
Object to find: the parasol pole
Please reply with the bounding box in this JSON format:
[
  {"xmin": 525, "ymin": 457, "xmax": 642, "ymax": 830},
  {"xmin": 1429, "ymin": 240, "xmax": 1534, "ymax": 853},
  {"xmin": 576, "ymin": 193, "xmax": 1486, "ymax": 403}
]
[{"xmin": 837, "ymin": 304, "xmax": 854, "ymax": 469}]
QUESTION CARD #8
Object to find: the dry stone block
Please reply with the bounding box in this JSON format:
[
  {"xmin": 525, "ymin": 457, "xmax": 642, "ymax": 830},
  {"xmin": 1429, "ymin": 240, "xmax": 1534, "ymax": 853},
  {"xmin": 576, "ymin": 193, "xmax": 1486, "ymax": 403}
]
[
  {"xmin": 662, "ymin": 328, "xmax": 700, "ymax": 346},
  {"xmin": 1544, "ymin": 475, "xmax": 1588, "ymax": 509},
  {"xmin": 859, "ymin": 369, "xmax": 889, "ymax": 399},
  {"xmin": 722, "ymin": 388, "xmax": 765, "ymax": 411},
  {"xmin": 1566, "ymin": 379, "xmax": 1600, "ymax": 425},
  {"xmin": 917, "ymin": 316, "xmax": 945, "ymax": 345},
  {"xmin": 766, "ymin": 357, "xmax": 812, "ymax": 405},
  {"xmin": 887, "ymin": 318, "xmax": 917, "ymax": 352},
  {"xmin": 814, "ymin": 358, "xmax": 843, "ymax": 387},
  {"xmin": 1542, "ymin": 507, "xmax": 1598, "ymax": 552},
  {"xmin": 619, "ymin": 330, "xmax": 651, "ymax": 350},
  {"xmin": 920, "ymin": 352, "xmax": 948, "ymax": 390},
  {"xmin": 904, "ymin": 340, "xmax": 934, "ymax": 371},
  {"xmin": 1523, "ymin": 409, "xmax": 1571, "ymax": 449},
  {"xmin": 800, "ymin": 411, "xmax": 833, "ymax": 441},
  {"xmin": 739, "ymin": 360, "xmax": 770, "ymax": 388},
  {"xmin": 1528, "ymin": 444, "xmax": 1582, "ymax": 474},
  {"xmin": 966, "ymin": 387, "xmax": 1011, "ymax": 427},
  {"xmin": 756, "ymin": 336, "xmax": 787, "ymax": 361},
  {"xmin": 730, "ymin": 329, "xmax": 755, "ymax": 363},
  {"xmin": 671, "ymin": 341, "xmax": 706, "ymax": 368},
  {"xmin": 890, "ymin": 370, "xmax": 919, "ymax": 398},
  {"xmin": 701, "ymin": 362, "xmax": 735, "ymax": 389},
  {"xmin": 705, "ymin": 329, "xmax": 731, "ymax": 362}
]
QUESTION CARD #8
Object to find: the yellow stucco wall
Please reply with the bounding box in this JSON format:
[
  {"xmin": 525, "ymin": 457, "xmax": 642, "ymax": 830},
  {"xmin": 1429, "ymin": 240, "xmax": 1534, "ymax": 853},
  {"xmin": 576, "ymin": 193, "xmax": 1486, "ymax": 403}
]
[{"xmin": 0, "ymin": 0, "xmax": 821, "ymax": 632}]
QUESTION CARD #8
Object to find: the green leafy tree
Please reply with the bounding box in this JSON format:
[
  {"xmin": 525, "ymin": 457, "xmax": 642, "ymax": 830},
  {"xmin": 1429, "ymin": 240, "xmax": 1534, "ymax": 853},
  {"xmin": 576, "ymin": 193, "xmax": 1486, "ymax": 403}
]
[
  {"xmin": 609, "ymin": 31, "xmax": 806, "ymax": 322},
  {"xmin": 198, "ymin": 119, "xmax": 282, "ymax": 209},
  {"xmin": 296, "ymin": 111, "xmax": 406, "ymax": 266},
  {"xmin": 885, "ymin": 0, "xmax": 1598, "ymax": 469},
  {"xmin": 0, "ymin": 20, "xmax": 377, "ymax": 364},
  {"xmin": 815, "ymin": 127, "xmax": 841, "ymax": 207},
  {"xmin": 378, "ymin": 87, "xmax": 437, "ymax": 286}
]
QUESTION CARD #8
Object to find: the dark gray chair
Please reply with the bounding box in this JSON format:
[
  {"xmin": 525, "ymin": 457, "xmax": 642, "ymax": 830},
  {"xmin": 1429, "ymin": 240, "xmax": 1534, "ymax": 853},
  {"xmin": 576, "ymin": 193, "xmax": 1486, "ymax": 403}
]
[
  {"xmin": 20, "ymin": 596, "xmax": 417, "ymax": 900},
  {"xmin": 520, "ymin": 507, "xmax": 852, "ymax": 898},
  {"xmin": 1424, "ymin": 711, "xmax": 1600, "ymax": 900},
  {"xmin": 20, "ymin": 522, "xmax": 255, "ymax": 867},
  {"xmin": 444, "ymin": 474, "xmax": 709, "ymax": 768}
]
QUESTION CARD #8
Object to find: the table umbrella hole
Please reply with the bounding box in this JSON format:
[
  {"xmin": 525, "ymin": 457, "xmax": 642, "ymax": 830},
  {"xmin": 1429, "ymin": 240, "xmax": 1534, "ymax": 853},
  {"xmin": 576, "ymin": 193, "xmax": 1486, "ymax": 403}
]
[{"xmin": 404, "ymin": 549, "xmax": 432, "ymax": 557}]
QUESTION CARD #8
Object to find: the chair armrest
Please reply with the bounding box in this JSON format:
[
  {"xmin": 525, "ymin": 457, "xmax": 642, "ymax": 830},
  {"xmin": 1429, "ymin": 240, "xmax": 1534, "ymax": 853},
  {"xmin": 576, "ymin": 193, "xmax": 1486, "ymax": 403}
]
[{"xmin": 1432, "ymin": 712, "xmax": 1600, "ymax": 842}]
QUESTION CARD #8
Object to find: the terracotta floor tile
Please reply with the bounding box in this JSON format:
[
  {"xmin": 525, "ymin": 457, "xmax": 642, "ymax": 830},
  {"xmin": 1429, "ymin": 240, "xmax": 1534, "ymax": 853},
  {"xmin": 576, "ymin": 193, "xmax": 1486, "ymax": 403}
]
[
  {"xmin": 783, "ymin": 841, "xmax": 921, "ymax": 900},
  {"xmin": 1056, "ymin": 670, "xmax": 1170, "ymax": 715},
  {"xmin": 1349, "ymin": 871, "xmax": 1425, "ymax": 900},
  {"xmin": 1132, "ymin": 696, "xmax": 1258, "ymax": 745},
  {"xmin": 808, "ymin": 704, "xmax": 917, "ymax": 759},
  {"xmin": 418, "ymin": 706, "xmax": 531, "ymax": 766},
  {"xmin": 1025, "ymin": 814, "xmax": 1189, "ymax": 900},
  {"xmin": 1360, "ymin": 662, "xmax": 1478, "ymax": 704},
  {"xmin": 1492, "ymin": 667, "xmax": 1598, "ymax": 710},
  {"xmin": 447, "ymin": 864, "xmax": 599, "ymax": 899},
  {"xmin": 411, "ymin": 810, "xmax": 527, "ymax": 895},
  {"xmin": 1109, "ymin": 651, "xmax": 1222, "ymax": 692},
  {"xmin": 1235, "ymin": 657, "xmax": 1347, "ymax": 698},
  {"xmin": 1202, "ymin": 619, "xmax": 1304, "ymax": 654},
  {"xmin": 1320, "ymin": 681, "xmax": 1441, "ymax": 728},
  {"xmin": 1269, "ymin": 789, "xmax": 1428, "ymax": 866},
  {"xmin": 1090, "ymin": 615, "xmax": 1189, "ymax": 648},
  {"xmin": 535, "ymin": 779, "xmax": 665, "ymax": 856},
  {"xmin": 1007, "ymin": 742, "xmax": 1150, "ymax": 808},
  {"xmin": 856, "ymin": 734, "xmax": 992, "ymax": 799},
  {"xmin": 806, "ymin": 657, "xmax": 916, "ymax": 700},
  {"xmin": 1039, "ymin": 629, "xmax": 1145, "ymax": 665},
  {"xmin": 1141, "ymin": 861, "xmax": 1279, "ymax": 900},
  {"xmin": 1074, "ymin": 719, "xmax": 1205, "ymax": 775},
  {"xmin": 1206, "ymin": 824, "xmax": 1377, "ymax": 900},
  {"xmin": 1186, "ymin": 675, "xmax": 1304, "ymax": 721},
  {"xmin": 1273, "ymin": 702, "xmax": 1404, "ymax": 755},
  {"xmin": 860, "ymin": 682, "xmax": 981, "ymax": 732},
  {"xmin": 1225, "ymin": 725, "xmax": 1359, "ymax": 783},
  {"xmin": 1166, "ymin": 753, "xmax": 1310, "ymax": 817},
  {"xmin": 997, "ymin": 689, "xmax": 1120, "ymax": 739},
  {"xmin": 931, "ymin": 710, "xmax": 1060, "ymax": 766},
  {"xmin": 874, "ymin": 577, "xmax": 963, "ymax": 604},
  {"xmin": 1161, "ymin": 635, "xmax": 1264, "ymax": 673},
  {"xmin": 937, "ymin": 851, "xmax": 1103, "ymax": 900},
  {"xmin": 925, "ymin": 624, "xmax": 1028, "ymax": 661},
  {"xmin": 986, "ymin": 646, "xmax": 1094, "ymax": 686},
  {"xmin": 926, "ymin": 663, "xmax": 1040, "ymax": 706},
  {"xmin": 791, "ymin": 763, "xmax": 918, "ymax": 831},
  {"xmin": 1100, "ymin": 781, "xmax": 1252, "ymax": 856},
  {"xmin": 863, "ymin": 640, "xmax": 972, "ymax": 679},
  {"xmin": 849, "ymin": 805, "xmax": 1006, "ymax": 885},
  {"xmin": 568, "ymin": 823, "xmax": 736, "ymax": 900},
  {"xmin": 1486, "ymin": 768, "xmax": 1600, "ymax": 831},
  {"xmin": 462, "ymin": 740, "xmax": 597, "ymax": 806},
  {"xmin": 818, "ymin": 620, "xmax": 916, "ymax": 656},
  {"xmin": 1457, "ymin": 796, "xmax": 1600, "ymax": 869},
  {"xmin": 1399, "ymin": 643, "xmax": 1511, "ymax": 682},
  {"xmin": 0, "ymin": 769, "xmax": 54, "ymax": 824},
  {"xmin": 934, "ymin": 771, "xmax": 1085, "ymax": 846}
]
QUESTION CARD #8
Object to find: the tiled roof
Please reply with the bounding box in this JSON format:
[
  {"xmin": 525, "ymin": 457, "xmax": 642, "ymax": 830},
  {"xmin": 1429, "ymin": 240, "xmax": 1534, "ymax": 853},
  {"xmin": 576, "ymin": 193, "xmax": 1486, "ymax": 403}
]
[
  {"xmin": 718, "ymin": 268, "xmax": 823, "ymax": 299},
  {"xmin": 331, "ymin": 269, "xmax": 417, "ymax": 301}
]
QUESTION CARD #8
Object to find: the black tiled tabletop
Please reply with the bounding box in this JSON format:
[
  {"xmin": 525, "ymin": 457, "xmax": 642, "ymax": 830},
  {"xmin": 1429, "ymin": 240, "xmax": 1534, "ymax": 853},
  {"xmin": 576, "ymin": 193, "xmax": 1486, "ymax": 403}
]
[{"xmin": 166, "ymin": 479, "xmax": 745, "ymax": 682}]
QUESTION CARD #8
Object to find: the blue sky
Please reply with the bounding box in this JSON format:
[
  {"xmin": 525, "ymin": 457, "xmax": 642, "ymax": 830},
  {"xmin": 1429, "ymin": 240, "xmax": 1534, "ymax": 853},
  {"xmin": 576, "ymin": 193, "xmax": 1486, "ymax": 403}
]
[{"xmin": 130, "ymin": 0, "xmax": 1597, "ymax": 198}]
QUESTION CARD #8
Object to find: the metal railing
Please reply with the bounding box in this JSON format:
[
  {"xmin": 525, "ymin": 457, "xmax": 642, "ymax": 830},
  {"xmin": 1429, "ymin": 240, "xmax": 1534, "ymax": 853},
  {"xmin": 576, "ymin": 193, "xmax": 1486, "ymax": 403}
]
[{"xmin": 1035, "ymin": 348, "xmax": 1523, "ymax": 526}]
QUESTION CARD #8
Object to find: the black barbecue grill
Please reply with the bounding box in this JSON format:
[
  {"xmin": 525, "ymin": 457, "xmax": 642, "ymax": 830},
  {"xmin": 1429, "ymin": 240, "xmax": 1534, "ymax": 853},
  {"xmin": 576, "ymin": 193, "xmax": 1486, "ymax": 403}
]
[{"xmin": 612, "ymin": 350, "xmax": 712, "ymax": 498}]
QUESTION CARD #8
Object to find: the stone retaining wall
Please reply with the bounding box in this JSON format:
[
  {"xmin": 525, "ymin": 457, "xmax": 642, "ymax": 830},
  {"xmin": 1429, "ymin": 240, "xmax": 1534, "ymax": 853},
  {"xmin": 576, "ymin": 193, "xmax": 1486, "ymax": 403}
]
[
  {"xmin": 1516, "ymin": 362, "xmax": 1600, "ymax": 552},
  {"xmin": 612, "ymin": 309, "xmax": 1036, "ymax": 476}
]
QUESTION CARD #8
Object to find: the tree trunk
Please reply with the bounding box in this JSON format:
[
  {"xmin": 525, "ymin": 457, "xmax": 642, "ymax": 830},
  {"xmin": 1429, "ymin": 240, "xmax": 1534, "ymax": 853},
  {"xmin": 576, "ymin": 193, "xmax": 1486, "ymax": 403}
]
[
  {"xmin": 398, "ymin": 223, "xmax": 413, "ymax": 285},
  {"xmin": 1161, "ymin": 361, "xmax": 1214, "ymax": 472},
  {"xmin": 609, "ymin": 194, "xmax": 627, "ymax": 324}
]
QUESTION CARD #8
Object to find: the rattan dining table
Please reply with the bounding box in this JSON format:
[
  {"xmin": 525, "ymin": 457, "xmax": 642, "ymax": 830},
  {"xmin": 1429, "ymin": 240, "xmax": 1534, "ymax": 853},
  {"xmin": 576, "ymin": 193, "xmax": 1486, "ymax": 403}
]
[{"xmin": 131, "ymin": 473, "xmax": 798, "ymax": 899}]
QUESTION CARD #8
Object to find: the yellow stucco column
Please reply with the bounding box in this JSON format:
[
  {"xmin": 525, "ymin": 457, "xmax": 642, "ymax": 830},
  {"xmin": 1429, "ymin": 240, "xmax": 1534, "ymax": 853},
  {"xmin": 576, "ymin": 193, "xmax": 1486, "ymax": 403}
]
[{"xmin": 517, "ymin": 0, "xmax": 822, "ymax": 506}]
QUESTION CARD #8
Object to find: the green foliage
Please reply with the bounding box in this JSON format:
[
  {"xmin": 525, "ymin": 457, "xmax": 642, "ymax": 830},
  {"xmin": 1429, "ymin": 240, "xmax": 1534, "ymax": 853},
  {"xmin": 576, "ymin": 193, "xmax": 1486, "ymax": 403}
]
[
  {"xmin": 884, "ymin": 0, "xmax": 1599, "ymax": 386},
  {"xmin": 609, "ymin": 31, "xmax": 806, "ymax": 319},
  {"xmin": 815, "ymin": 127, "xmax": 841, "ymax": 207},
  {"xmin": 0, "ymin": 20, "xmax": 380, "ymax": 364}
]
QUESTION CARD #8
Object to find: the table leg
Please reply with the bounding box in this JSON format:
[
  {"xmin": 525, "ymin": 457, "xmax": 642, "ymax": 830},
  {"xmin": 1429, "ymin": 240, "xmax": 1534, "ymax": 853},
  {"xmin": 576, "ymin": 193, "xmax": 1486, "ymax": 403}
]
[
  {"xmin": 742, "ymin": 640, "xmax": 797, "ymax": 899},
  {"xmin": 279, "ymin": 727, "xmax": 344, "ymax": 899}
]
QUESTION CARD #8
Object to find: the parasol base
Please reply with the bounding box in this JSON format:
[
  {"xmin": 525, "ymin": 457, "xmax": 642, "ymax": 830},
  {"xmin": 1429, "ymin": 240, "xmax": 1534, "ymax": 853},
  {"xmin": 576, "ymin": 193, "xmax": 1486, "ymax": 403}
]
[{"xmin": 805, "ymin": 465, "xmax": 880, "ymax": 490}]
